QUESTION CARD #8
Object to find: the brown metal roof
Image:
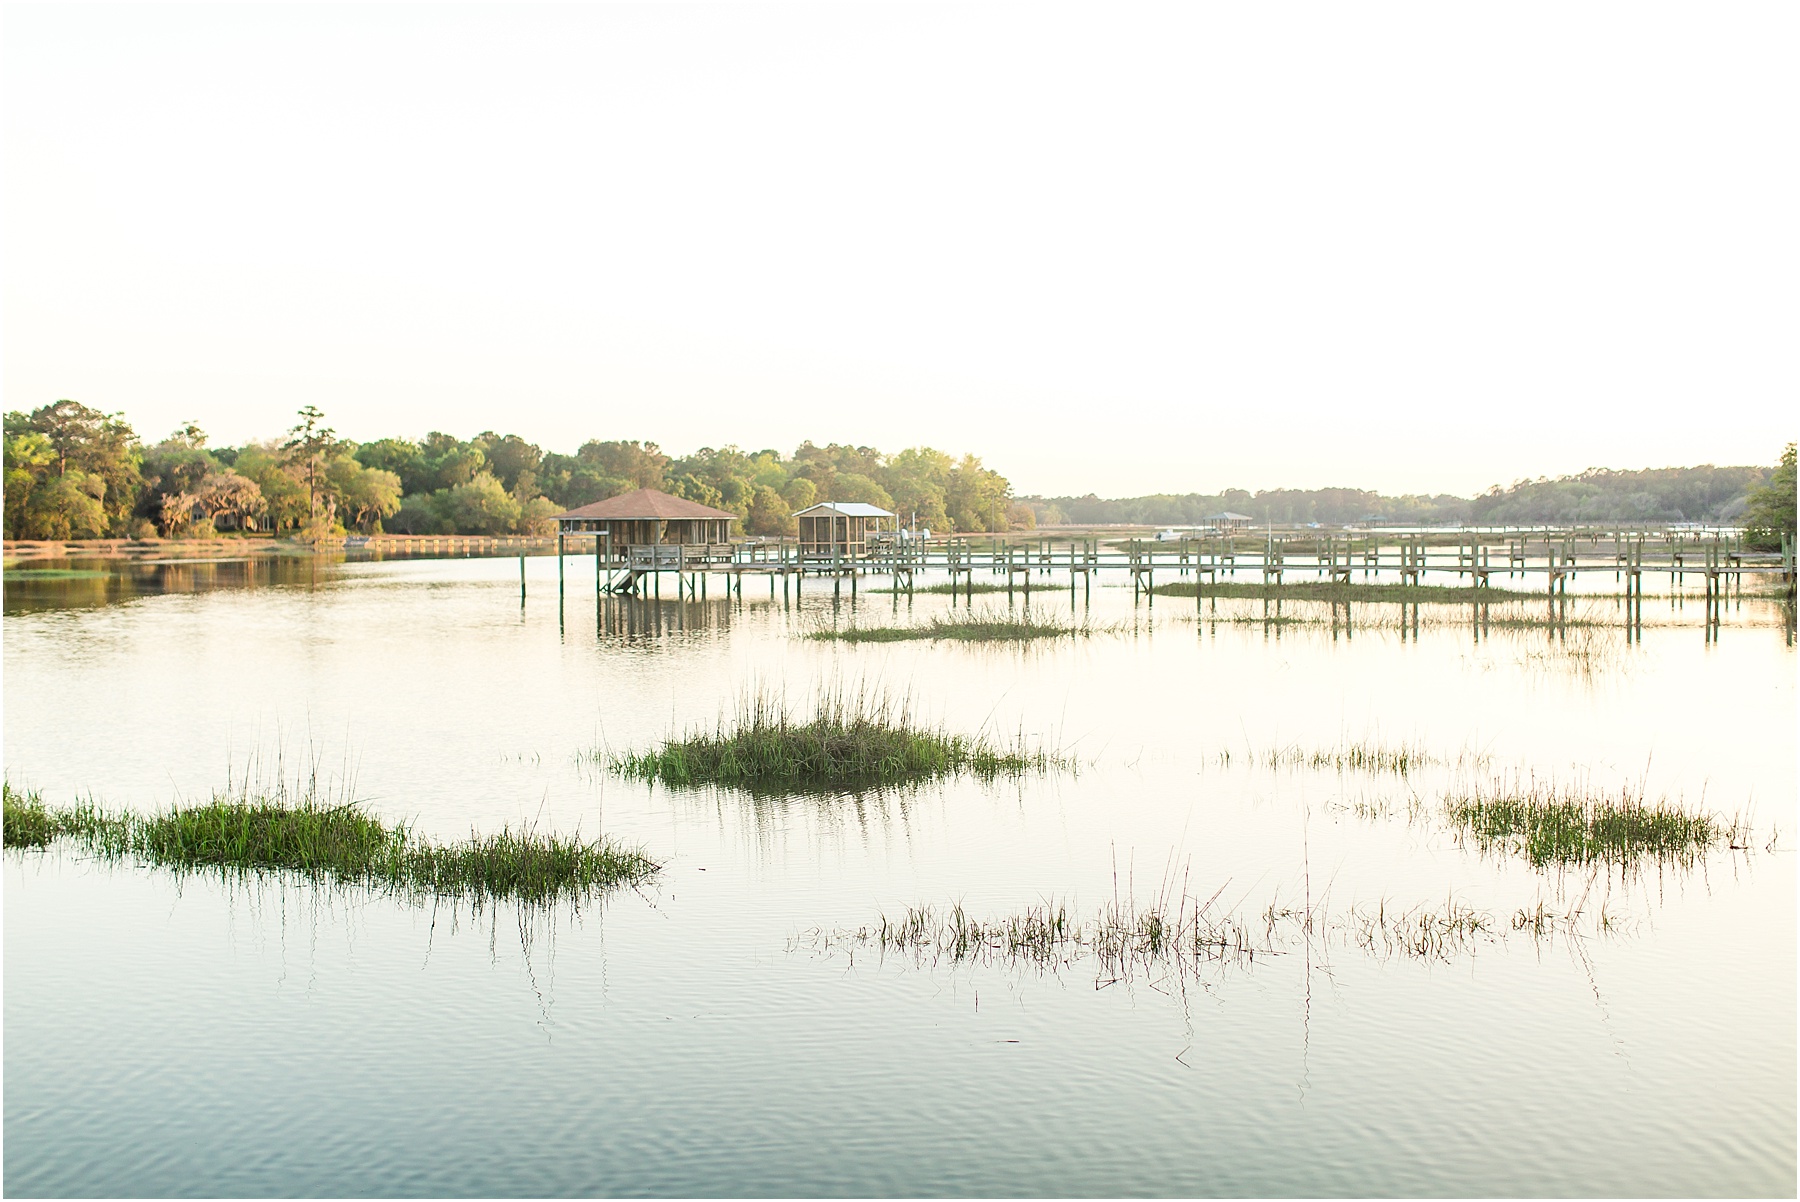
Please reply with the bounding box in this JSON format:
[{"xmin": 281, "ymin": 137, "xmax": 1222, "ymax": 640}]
[{"xmin": 554, "ymin": 488, "xmax": 739, "ymax": 522}]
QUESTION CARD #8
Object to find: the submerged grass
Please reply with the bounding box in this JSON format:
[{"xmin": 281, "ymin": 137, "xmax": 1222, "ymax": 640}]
[
  {"xmin": 829, "ymin": 895, "xmax": 1266, "ymax": 975},
  {"xmin": 1220, "ymin": 739, "xmax": 1489, "ymax": 776},
  {"xmin": 804, "ymin": 886, "xmax": 1612, "ymax": 980},
  {"xmin": 3, "ymin": 567, "xmax": 114, "ymax": 580},
  {"xmin": 611, "ymin": 686, "xmax": 1064, "ymax": 790},
  {"xmin": 1185, "ymin": 602, "xmax": 1614, "ymax": 630},
  {"xmin": 1444, "ymin": 776, "xmax": 1727, "ymax": 869},
  {"xmin": 870, "ymin": 581, "xmax": 1013, "ymax": 595},
  {"xmin": 807, "ymin": 611, "xmax": 1115, "ymax": 644},
  {"xmin": 3, "ymin": 780, "xmax": 658, "ymax": 904}
]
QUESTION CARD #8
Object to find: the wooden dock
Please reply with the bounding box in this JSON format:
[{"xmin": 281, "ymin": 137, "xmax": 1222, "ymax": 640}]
[{"xmin": 550, "ymin": 526, "xmax": 1797, "ymax": 604}]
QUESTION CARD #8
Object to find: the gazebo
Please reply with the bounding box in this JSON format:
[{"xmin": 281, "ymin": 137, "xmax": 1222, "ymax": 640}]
[
  {"xmin": 554, "ymin": 488, "xmax": 739, "ymax": 550},
  {"xmin": 795, "ymin": 501, "xmax": 898, "ymax": 559}
]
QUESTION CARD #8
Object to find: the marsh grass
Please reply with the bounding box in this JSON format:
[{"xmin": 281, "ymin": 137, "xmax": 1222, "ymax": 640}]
[
  {"xmin": 833, "ymin": 894, "xmax": 1266, "ymax": 975},
  {"xmin": 3, "ymin": 567, "xmax": 114, "ymax": 580},
  {"xmin": 1340, "ymin": 897, "xmax": 1494, "ymax": 960},
  {"xmin": 1193, "ymin": 612, "xmax": 1321, "ymax": 627},
  {"xmin": 809, "ymin": 616, "xmax": 1069, "ymax": 643},
  {"xmin": 869, "ymin": 581, "xmax": 1014, "ymax": 595},
  {"xmin": 1444, "ymin": 776, "xmax": 1726, "ymax": 869},
  {"xmin": 1509, "ymin": 625, "xmax": 1630, "ymax": 677},
  {"xmin": 807, "ymin": 611, "xmax": 1120, "ymax": 644},
  {"xmin": 1220, "ymin": 739, "xmax": 1489, "ymax": 776},
  {"xmin": 1187, "ymin": 605, "xmax": 1616, "ymax": 632},
  {"xmin": 3, "ymin": 782, "xmax": 55, "ymax": 847},
  {"xmin": 397, "ymin": 828, "xmax": 657, "ymax": 905},
  {"xmin": 1153, "ymin": 580, "xmax": 1534, "ymax": 604},
  {"xmin": 805, "ymin": 886, "xmax": 1609, "ymax": 980},
  {"xmin": 611, "ymin": 686, "xmax": 1064, "ymax": 791},
  {"xmin": 3, "ymin": 779, "xmax": 657, "ymax": 904}
]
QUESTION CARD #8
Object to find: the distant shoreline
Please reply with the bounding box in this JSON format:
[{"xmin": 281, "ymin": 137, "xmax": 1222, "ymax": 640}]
[{"xmin": 3, "ymin": 534, "xmax": 556, "ymax": 563}]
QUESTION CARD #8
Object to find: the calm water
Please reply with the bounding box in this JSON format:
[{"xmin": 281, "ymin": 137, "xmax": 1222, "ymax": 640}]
[{"xmin": 5, "ymin": 554, "xmax": 1795, "ymax": 1196}]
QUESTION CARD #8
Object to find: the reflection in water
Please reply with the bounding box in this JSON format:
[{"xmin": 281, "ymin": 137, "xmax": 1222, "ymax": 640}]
[
  {"xmin": 669, "ymin": 780, "xmax": 936, "ymax": 868},
  {"xmin": 5, "ymin": 557, "xmax": 293, "ymax": 613},
  {"xmin": 6, "ymin": 842, "xmax": 638, "ymax": 1020},
  {"xmin": 588, "ymin": 593, "xmax": 740, "ymax": 643}
]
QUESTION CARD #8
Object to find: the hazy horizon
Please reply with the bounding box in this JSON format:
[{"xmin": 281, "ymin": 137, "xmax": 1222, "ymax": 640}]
[{"xmin": 5, "ymin": 4, "xmax": 1794, "ymax": 499}]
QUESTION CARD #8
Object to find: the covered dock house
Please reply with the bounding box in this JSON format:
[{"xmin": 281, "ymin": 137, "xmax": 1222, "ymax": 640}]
[
  {"xmin": 554, "ymin": 487, "xmax": 738, "ymax": 547},
  {"xmin": 795, "ymin": 501, "xmax": 898, "ymax": 560},
  {"xmin": 553, "ymin": 488, "xmax": 739, "ymax": 592}
]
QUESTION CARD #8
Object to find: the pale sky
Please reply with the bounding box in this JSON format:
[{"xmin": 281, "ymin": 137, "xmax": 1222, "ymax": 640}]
[{"xmin": 4, "ymin": 3, "xmax": 1794, "ymax": 498}]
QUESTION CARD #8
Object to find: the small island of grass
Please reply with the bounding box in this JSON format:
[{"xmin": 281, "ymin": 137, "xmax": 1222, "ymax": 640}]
[
  {"xmin": 3, "ymin": 781, "xmax": 658, "ymax": 904},
  {"xmin": 1443, "ymin": 780, "xmax": 1728, "ymax": 868},
  {"xmin": 610, "ymin": 691, "xmax": 1063, "ymax": 790}
]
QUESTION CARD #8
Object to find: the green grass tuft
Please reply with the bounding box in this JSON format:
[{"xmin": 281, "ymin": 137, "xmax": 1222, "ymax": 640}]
[
  {"xmin": 611, "ymin": 687, "xmax": 1063, "ymax": 790},
  {"xmin": 136, "ymin": 798, "xmax": 399, "ymax": 875},
  {"xmin": 397, "ymin": 828, "xmax": 656, "ymax": 906},
  {"xmin": 4, "ymin": 782, "xmax": 55, "ymax": 847},
  {"xmin": 1444, "ymin": 778, "xmax": 1725, "ymax": 868}
]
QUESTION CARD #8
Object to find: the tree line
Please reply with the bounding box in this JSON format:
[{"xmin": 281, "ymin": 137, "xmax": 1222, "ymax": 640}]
[
  {"xmin": 1021, "ymin": 455, "xmax": 1793, "ymax": 534},
  {"xmin": 7, "ymin": 399, "xmax": 1789, "ymax": 546},
  {"xmin": 3, "ymin": 400, "xmax": 1029, "ymax": 540}
]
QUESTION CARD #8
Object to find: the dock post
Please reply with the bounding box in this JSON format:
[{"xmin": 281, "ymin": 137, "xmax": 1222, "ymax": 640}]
[{"xmin": 520, "ymin": 553, "xmax": 526, "ymax": 603}]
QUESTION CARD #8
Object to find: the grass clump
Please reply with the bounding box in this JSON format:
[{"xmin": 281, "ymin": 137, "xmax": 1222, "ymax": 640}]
[
  {"xmin": 612, "ymin": 687, "xmax": 1062, "ymax": 791},
  {"xmin": 4, "ymin": 780, "xmax": 658, "ymax": 905},
  {"xmin": 808, "ymin": 612, "xmax": 1090, "ymax": 644},
  {"xmin": 135, "ymin": 798, "xmax": 400, "ymax": 874},
  {"xmin": 1444, "ymin": 777, "xmax": 1725, "ymax": 869},
  {"xmin": 399, "ymin": 828, "xmax": 655, "ymax": 906},
  {"xmin": 4, "ymin": 782, "xmax": 55, "ymax": 847}
]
